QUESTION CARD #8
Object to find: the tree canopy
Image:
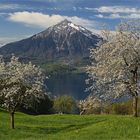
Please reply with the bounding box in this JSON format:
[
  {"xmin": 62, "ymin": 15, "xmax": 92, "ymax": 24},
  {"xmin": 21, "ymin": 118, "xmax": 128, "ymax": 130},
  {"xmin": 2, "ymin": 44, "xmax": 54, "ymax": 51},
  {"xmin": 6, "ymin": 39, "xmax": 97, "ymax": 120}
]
[
  {"xmin": 87, "ymin": 20, "xmax": 140, "ymax": 117},
  {"xmin": 0, "ymin": 55, "xmax": 46, "ymax": 128}
]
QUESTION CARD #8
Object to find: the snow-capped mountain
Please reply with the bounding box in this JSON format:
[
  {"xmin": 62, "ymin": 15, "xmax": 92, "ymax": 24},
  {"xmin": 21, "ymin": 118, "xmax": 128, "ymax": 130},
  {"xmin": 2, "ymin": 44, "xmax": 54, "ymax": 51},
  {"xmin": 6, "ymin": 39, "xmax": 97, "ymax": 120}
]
[{"xmin": 0, "ymin": 19, "xmax": 102, "ymax": 64}]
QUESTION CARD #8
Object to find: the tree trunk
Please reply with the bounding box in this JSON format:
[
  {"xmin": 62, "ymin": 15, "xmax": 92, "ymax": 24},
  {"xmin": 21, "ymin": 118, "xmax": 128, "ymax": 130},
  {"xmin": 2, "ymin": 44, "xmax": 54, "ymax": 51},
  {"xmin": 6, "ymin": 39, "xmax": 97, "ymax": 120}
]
[
  {"xmin": 132, "ymin": 96, "xmax": 138, "ymax": 117},
  {"xmin": 11, "ymin": 112, "xmax": 15, "ymax": 129},
  {"xmin": 80, "ymin": 109, "xmax": 85, "ymax": 115}
]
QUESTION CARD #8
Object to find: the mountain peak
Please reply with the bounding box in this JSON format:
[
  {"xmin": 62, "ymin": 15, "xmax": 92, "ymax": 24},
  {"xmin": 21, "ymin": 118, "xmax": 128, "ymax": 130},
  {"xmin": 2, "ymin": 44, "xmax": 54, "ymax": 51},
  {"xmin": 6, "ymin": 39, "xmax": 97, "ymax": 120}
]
[
  {"xmin": 49, "ymin": 19, "xmax": 94, "ymax": 38},
  {"xmin": 55, "ymin": 19, "xmax": 80, "ymax": 31},
  {"xmin": 54, "ymin": 19, "xmax": 72, "ymax": 29},
  {"xmin": 60, "ymin": 19, "xmax": 71, "ymax": 24},
  {"xmin": 0, "ymin": 19, "xmax": 102, "ymax": 64}
]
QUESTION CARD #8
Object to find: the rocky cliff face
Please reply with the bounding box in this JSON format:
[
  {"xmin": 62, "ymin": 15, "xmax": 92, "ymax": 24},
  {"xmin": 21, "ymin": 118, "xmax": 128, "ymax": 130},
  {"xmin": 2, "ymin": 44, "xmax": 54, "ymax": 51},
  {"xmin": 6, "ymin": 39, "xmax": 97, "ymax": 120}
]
[{"xmin": 0, "ymin": 19, "xmax": 102, "ymax": 64}]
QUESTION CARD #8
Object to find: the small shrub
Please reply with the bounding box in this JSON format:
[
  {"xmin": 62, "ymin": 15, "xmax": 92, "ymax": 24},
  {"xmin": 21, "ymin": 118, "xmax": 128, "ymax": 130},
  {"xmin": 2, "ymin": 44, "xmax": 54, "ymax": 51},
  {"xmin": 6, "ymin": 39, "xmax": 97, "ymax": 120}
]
[{"xmin": 53, "ymin": 95, "xmax": 78, "ymax": 114}]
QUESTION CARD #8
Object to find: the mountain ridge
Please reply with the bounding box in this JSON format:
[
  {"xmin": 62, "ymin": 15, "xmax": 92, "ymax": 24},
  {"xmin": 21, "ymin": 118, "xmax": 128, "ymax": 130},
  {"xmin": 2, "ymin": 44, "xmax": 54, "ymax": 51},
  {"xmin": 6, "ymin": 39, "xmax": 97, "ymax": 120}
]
[{"xmin": 0, "ymin": 19, "xmax": 102, "ymax": 65}]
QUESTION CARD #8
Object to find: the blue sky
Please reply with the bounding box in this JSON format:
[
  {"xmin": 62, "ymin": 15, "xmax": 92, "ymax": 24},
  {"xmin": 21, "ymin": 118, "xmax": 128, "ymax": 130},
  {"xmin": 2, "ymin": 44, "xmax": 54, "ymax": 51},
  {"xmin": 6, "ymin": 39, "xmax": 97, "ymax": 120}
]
[{"xmin": 0, "ymin": 0, "xmax": 140, "ymax": 45}]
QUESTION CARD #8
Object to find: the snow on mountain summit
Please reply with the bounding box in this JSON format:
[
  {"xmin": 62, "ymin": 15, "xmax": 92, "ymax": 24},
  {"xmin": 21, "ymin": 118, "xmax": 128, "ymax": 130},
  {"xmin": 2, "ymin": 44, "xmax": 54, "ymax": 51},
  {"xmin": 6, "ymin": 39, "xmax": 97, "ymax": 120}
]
[
  {"xmin": 35, "ymin": 19, "xmax": 97, "ymax": 40},
  {"xmin": 0, "ymin": 19, "xmax": 102, "ymax": 64},
  {"xmin": 50, "ymin": 19, "xmax": 96, "ymax": 39},
  {"xmin": 68, "ymin": 23, "xmax": 80, "ymax": 31}
]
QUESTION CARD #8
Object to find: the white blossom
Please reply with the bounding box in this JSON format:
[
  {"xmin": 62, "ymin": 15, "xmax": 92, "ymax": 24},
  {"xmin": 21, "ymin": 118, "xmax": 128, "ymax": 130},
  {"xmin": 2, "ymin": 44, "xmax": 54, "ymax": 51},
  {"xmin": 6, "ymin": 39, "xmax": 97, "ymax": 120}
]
[
  {"xmin": 87, "ymin": 20, "xmax": 140, "ymax": 101},
  {"xmin": 0, "ymin": 55, "xmax": 47, "ymax": 113}
]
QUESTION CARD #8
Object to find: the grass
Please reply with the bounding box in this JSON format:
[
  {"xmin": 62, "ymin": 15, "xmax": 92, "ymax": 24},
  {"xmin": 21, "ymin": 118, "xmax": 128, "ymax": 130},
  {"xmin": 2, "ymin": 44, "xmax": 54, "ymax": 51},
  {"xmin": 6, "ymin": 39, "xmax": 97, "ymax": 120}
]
[{"xmin": 0, "ymin": 109, "xmax": 140, "ymax": 140}]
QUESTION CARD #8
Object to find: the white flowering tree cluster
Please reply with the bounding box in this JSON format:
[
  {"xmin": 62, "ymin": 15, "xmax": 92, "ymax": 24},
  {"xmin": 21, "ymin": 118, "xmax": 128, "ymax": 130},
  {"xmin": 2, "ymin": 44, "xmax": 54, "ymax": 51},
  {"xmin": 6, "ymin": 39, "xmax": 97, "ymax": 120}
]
[
  {"xmin": 87, "ymin": 20, "xmax": 140, "ymax": 117},
  {"xmin": 0, "ymin": 55, "xmax": 46, "ymax": 128},
  {"xmin": 78, "ymin": 96, "xmax": 102, "ymax": 115}
]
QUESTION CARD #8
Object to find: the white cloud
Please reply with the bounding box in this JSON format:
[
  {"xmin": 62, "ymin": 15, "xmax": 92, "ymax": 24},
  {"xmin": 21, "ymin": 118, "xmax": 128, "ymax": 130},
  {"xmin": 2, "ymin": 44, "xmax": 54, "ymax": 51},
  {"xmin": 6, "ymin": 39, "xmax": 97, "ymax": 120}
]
[
  {"xmin": 0, "ymin": 3, "xmax": 34, "ymax": 11},
  {"xmin": 95, "ymin": 14, "xmax": 104, "ymax": 18},
  {"xmin": 127, "ymin": 14, "xmax": 140, "ymax": 19},
  {"xmin": 0, "ymin": 4, "xmax": 20, "ymax": 10},
  {"xmin": 96, "ymin": 13, "xmax": 140, "ymax": 19},
  {"xmin": 84, "ymin": 7, "xmax": 94, "ymax": 11},
  {"xmin": 108, "ymin": 14, "xmax": 122, "ymax": 19},
  {"xmin": 95, "ymin": 6, "xmax": 140, "ymax": 14},
  {"xmin": 0, "ymin": 37, "xmax": 17, "ymax": 47},
  {"xmin": 8, "ymin": 11, "xmax": 98, "ymax": 30},
  {"xmin": 0, "ymin": 35, "xmax": 31, "ymax": 46},
  {"xmin": 0, "ymin": 12, "xmax": 8, "ymax": 17}
]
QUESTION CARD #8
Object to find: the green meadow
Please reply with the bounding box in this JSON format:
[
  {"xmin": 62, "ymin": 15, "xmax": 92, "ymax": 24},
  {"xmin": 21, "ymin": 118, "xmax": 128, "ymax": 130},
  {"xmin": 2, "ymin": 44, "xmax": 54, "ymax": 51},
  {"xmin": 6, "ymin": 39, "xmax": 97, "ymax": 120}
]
[{"xmin": 0, "ymin": 109, "xmax": 140, "ymax": 140}]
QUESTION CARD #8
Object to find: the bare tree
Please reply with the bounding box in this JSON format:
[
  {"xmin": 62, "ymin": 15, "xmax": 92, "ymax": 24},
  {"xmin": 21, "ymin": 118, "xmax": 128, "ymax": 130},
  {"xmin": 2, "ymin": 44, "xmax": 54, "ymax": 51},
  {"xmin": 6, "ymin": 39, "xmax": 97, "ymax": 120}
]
[{"xmin": 87, "ymin": 20, "xmax": 140, "ymax": 117}]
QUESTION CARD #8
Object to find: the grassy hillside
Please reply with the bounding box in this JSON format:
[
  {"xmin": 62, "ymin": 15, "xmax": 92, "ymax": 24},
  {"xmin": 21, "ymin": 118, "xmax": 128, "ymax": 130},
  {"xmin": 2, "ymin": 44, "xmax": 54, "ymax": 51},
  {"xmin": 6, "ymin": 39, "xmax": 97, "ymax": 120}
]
[{"xmin": 0, "ymin": 109, "xmax": 140, "ymax": 140}]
